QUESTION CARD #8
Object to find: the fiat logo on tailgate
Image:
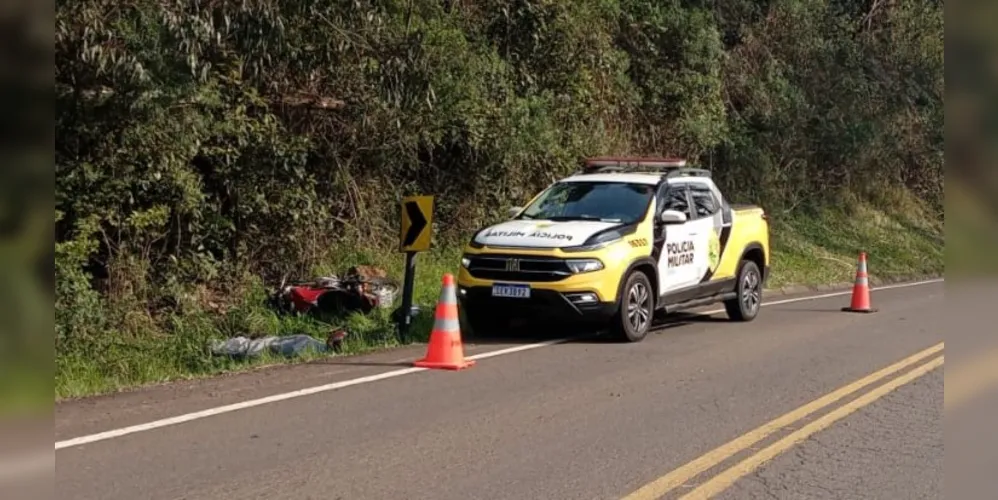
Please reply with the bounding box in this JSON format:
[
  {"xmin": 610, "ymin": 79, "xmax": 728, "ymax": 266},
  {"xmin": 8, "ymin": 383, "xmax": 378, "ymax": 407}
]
[{"xmin": 505, "ymin": 258, "xmax": 521, "ymax": 272}]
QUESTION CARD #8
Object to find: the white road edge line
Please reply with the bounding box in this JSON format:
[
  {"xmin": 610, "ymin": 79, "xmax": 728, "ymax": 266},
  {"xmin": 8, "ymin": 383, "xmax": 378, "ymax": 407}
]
[{"xmin": 56, "ymin": 277, "xmax": 943, "ymax": 451}]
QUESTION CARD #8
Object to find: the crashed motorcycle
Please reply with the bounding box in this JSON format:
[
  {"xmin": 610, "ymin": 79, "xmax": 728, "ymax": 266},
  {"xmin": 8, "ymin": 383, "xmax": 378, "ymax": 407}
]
[{"xmin": 267, "ymin": 272, "xmax": 400, "ymax": 319}]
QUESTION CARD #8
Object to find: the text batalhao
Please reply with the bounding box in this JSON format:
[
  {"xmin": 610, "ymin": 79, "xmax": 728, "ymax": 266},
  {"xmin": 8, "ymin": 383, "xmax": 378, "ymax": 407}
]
[
  {"xmin": 666, "ymin": 240, "xmax": 695, "ymax": 267},
  {"xmin": 483, "ymin": 229, "xmax": 574, "ymax": 241}
]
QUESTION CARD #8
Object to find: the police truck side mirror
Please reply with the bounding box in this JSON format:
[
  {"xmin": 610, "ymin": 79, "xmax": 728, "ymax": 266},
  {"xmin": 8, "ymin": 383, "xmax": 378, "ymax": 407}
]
[
  {"xmin": 659, "ymin": 209, "xmax": 687, "ymax": 224},
  {"xmin": 507, "ymin": 206, "xmax": 522, "ymax": 218}
]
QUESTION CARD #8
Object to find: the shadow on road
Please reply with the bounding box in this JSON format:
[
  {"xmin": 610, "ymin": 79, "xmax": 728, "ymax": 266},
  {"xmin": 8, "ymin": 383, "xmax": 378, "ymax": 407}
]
[
  {"xmin": 303, "ymin": 311, "xmax": 729, "ymax": 368},
  {"xmin": 778, "ymin": 308, "xmax": 848, "ymax": 313},
  {"xmin": 464, "ymin": 311, "xmax": 726, "ymax": 345}
]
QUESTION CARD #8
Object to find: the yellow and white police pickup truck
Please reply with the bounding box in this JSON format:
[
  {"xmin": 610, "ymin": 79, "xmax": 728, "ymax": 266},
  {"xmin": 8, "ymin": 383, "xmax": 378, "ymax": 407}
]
[{"xmin": 457, "ymin": 157, "xmax": 771, "ymax": 342}]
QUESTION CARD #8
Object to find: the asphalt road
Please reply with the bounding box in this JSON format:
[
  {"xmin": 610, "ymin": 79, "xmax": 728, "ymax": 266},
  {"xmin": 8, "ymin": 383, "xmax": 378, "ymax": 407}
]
[
  {"xmin": 55, "ymin": 281, "xmax": 944, "ymax": 500},
  {"xmin": 715, "ymin": 366, "xmax": 942, "ymax": 500}
]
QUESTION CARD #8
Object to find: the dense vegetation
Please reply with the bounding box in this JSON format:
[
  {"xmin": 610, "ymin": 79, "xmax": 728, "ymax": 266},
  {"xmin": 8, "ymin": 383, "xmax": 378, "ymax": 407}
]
[{"xmin": 55, "ymin": 0, "xmax": 944, "ymax": 398}]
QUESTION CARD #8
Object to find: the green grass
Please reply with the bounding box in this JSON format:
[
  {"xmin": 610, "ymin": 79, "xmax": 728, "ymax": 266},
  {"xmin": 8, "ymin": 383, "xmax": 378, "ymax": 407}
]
[
  {"xmin": 55, "ymin": 200, "xmax": 943, "ymax": 401},
  {"xmin": 54, "ymin": 248, "xmax": 464, "ymax": 400},
  {"xmin": 768, "ymin": 200, "xmax": 944, "ymax": 287}
]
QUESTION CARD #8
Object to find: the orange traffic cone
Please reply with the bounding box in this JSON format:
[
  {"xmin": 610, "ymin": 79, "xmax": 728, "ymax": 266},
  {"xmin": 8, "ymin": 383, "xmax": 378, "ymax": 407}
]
[
  {"xmin": 413, "ymin": 273, "xmax": 476, "ymax": 370},
  {"xmin": 842, "ymin": 252, "xmax": 877, "ymax": 313}
]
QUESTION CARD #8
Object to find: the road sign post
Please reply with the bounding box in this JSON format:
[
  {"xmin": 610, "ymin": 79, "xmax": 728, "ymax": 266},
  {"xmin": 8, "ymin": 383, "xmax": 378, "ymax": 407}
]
[{"xmin": 396, "ymin": 195, "xmax": 434, "ymax": 343}]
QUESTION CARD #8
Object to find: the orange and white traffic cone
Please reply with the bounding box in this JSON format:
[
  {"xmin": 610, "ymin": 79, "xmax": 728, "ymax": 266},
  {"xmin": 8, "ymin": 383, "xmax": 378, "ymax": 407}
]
[
  {"xmin": 413, "ymin": 273, "xmax": 476, "ymax": 370},
  {"xmin": 842, "ymin": 252, "xmax": 878, "ymax": 313}
]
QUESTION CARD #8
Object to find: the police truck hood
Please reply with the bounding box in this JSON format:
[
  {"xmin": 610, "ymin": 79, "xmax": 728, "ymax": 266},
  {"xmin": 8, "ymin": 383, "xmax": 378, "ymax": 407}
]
[{"xmin": 473, "ymin": 218, "xmax": 621, "ymax": 248}]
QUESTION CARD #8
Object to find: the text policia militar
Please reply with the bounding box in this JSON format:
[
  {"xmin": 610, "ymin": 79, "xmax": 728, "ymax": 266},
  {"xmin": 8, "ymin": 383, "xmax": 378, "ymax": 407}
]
[
  {"xmin": 667, "ymin": 240, "xmax": 695, "ymax": 267},
  {"xmin": 483, "ymin": 229, "xmax": 574, "ymax": 241}
]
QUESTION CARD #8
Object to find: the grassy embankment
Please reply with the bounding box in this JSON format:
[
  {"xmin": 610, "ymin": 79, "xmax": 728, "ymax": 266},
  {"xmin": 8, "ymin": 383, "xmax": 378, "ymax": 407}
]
[{"xmin": 56, "ymin": 198, "xmax": 943, "ymax": 400}]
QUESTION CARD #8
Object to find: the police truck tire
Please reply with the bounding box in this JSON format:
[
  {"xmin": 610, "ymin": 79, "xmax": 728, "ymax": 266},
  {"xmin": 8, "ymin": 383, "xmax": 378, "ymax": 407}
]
[
  {"xmin": 724, "ymin": 260, "xmax": 762, "ymax": 321},
  {"xmin": 612, "ymin": 271, "xmax": 655, "ymax": 342}
]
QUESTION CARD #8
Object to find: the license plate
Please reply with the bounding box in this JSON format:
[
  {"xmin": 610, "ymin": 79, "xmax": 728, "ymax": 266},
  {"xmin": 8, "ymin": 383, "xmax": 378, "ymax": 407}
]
[{"xmin": 491, "ymin": 283, "xmax": 530, "ymax": 299}]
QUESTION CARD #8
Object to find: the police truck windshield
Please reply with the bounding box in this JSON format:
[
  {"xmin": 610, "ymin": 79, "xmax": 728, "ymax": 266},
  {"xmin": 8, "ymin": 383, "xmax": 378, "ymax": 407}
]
[{"xmin": 519, "ymin": 182, "xmax": 654, "ymax": 224}]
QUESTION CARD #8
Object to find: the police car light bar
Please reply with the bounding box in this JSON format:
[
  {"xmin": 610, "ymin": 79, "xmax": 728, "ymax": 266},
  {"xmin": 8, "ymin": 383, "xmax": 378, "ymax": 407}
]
[{"xmin": 581, "ymin": 156, "xmax": 688, "ymax": 174}]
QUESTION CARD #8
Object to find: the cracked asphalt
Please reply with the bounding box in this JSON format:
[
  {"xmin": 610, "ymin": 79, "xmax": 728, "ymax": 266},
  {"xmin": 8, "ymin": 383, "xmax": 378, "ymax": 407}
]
[{"xmin": 55, "ymin": 282, "xmax": 944, "ymax": 500}]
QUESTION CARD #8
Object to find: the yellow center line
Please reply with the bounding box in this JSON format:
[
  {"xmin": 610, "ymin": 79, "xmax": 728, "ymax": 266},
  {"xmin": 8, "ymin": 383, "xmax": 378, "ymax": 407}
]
[
  {"xmin": 678, "ymin": 355, "xmax": 944, "ymax": 500},
  {"xmin": 620, "ymin": 342, "xmax": 944, "ymax": 500}
]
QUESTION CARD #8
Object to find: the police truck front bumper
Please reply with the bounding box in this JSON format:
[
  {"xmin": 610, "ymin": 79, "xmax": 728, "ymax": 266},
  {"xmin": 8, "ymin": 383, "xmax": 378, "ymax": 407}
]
[{"xmin": 458, "ymin": 286, "xmax": 618, "ymax": 324}]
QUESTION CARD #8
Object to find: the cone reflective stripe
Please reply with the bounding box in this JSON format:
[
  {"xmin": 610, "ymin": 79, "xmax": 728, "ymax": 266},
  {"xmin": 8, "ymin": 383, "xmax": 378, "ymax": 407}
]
[
  {"xmin": 854, "ymin": 255, "xmax": 869, "ymax": 286},
  {"xmin": 434, "ymin": 309, "xmax": 462, "ymax": 333},
  {"xmin": 414, "ymin": 273, "xmax": 475, "ymax": 370},
  {"xmin": 433, "ymin": 276, "xmax": 462, "ymax": 331},
  {"xmin": 842, "ymin": 252, "xmax": 877, "ymax": 313}
]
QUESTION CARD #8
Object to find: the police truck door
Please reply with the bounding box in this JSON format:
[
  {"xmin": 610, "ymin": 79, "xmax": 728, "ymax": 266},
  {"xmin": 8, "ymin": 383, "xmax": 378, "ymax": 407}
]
[
  {"xmin": 687, "ymin": 182, "xmax": 725, "ymax": 283},
  {"xmin": 656, "ymin": 184, "xmax": 699, "ymax": 295}
]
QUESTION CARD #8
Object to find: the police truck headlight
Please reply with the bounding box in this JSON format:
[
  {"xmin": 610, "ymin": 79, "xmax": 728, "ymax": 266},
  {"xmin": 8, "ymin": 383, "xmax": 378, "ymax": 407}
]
[{"xmin": 566, "ymin": 259, "xmax": 604, "ymax": 274}]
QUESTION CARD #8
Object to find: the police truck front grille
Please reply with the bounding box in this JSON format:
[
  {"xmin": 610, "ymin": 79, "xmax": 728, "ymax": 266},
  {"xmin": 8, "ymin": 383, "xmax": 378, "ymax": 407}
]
[{"xmin": 467, "ymin": 255, "xmax": 572, "ymax": 282}]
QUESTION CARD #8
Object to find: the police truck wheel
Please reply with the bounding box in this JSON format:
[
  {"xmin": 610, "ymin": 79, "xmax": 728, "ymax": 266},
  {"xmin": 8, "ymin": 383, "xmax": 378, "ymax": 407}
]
[
  {"xmin": 724, "ymin": 260, "xmax": 762, "ymax": 321},
  {"xmin": 612, "ymin": 271, "xmax": 655, "ymax": 342}
]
